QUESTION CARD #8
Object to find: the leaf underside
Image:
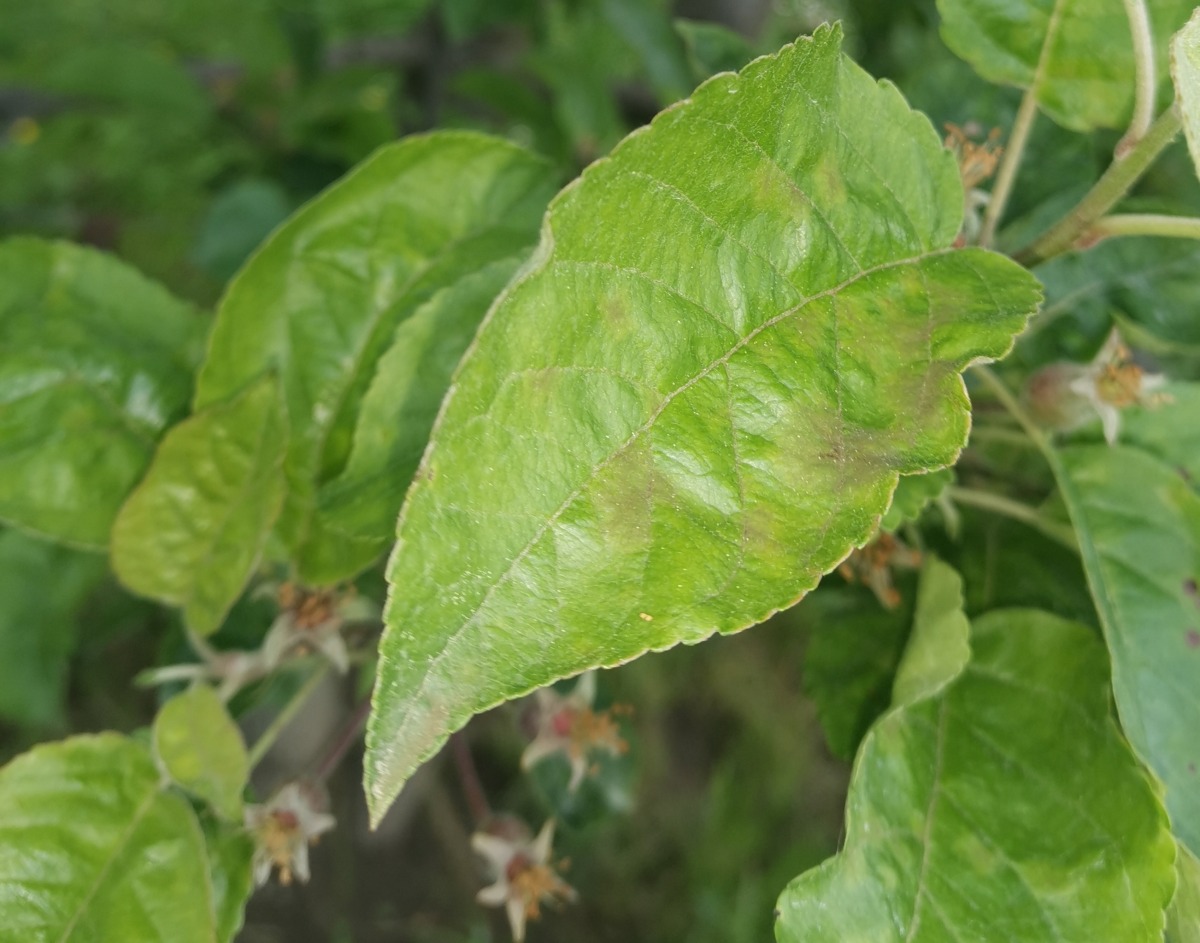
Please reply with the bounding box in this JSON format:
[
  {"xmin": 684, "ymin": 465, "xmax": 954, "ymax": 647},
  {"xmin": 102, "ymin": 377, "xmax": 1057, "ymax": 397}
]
[{"xmin": 365, "ymin": 24, "xmax": 1040, "ymax": 822}]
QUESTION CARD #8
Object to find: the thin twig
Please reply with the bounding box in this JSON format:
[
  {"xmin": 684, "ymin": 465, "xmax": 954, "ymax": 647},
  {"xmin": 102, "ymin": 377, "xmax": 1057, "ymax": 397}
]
[
  {"xmin": 451, "ymin": 731, "xmax": 491, "ymax": 826},
  {"xmin": 313, "ymin": 694, "xmax": 373, "ymax": 783},
  {"xmin": 980, "ymin": 87, "xmax": 1039, "ymax": 247},
  {"xmin": 1117, "ymin": 0, "xmax": 1157, "ymax": 155}
]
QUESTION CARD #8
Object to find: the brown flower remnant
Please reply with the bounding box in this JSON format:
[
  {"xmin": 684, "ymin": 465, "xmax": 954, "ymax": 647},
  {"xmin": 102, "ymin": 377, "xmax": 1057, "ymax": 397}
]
[
  {"xmin": 261, "ymin": 581, "xmax": 375, "ymax": 674},
  {"xmin": 838, "ymin": 532, "xmax": 922, "ymax": 609},
  {"xmin": 244, "ymin": 782, "xmax": 336, "ymax": 887},
  {"xmin": 945, "ymin": 123, "xmax": 1003, "ymax": 245},
  {"xmin": 521, "ymin": 672, "xmax": 629, "ymax": 792},
  {"xmin": 473, "ymin": 817, "xmax": 577, "ymax": 942}
]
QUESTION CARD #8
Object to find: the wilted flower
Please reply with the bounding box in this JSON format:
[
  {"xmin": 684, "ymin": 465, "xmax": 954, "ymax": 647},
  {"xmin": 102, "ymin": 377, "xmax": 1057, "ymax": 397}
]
[
  {"xmin": 244, "ymin": 782, "xmax": 336, "ymax": 887},
  {"xmin": 837, "ymin": 532, "xmax": 922, "ymax": 609},
  {"xmin": 260, "ymin": 581, "xmax": 376, "ymax": 674},
  {"xmin": 1026, "ymin": 329, "xmax": 1169, "ymax": 444},
  {"xmin": 520, "ymin": 672, "xmax": 628, "ymax": 792},
  {"xmin": 472, "ymin": 817, "xmax": 576, "ymax": 942}
]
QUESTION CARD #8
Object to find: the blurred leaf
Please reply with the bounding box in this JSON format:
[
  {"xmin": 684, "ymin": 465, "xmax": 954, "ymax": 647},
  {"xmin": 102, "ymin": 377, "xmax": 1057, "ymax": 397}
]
[
  {"xmin": 937, "ymin": 0, "xmax": 1195, "ymax": 131},
  {"xmin": 194, "ymin": 131, "xmax": 556, "ymax": 584},
  {"xmin": 0, "ymin": 528, "xmax": 107, "ymax": 728},
  {"xmin": 153, "ymin": 685, "xmax": 249, "ymax": 822},
  {"xmin": 202, "ymin": 818, "xmax": 254, "ymax": 943},
  {"xmin": 881, "ymin": 468, "xmax": 954, "ymax": 531},
  {"xmin": 1118, "ymin": 380, "xmax": 1200, "ymax": 484},
  {"xmin": 777, "ymin": 609, "xmax": 1175, "ymax": 941},
  {"xmin": 0, "ymin": 734, "xmax": 223, "ymax": 942},
  {"xmin": 891, "ymin": 556, "xmax": 970, "ymax": 705},
  {"xmin": 1055, "ymin": 444, "xmax": 1200, "ymax": 856},
  {"xmin": 600, "ymin": 0, "xmax": 693, "ymax": 103},
  {"xmin": 279, "ymin": 68, "xmax": 400, "ymax": 167},
  {"xmin": 1174, "ymin": 7, "xmax": 1200, "ymax": 175},
  {"xmin": 365, "ymin": 24, "xmax": 1040, "ymax": 823},
  {"xmin": 192, "ymin": 180, "xmax": 293, "ymax": 283},
  {"xmin": 0, "ymin": 238, "xmax": 204, "ymax": 548},
  {"xmin": 674, "ymin": 19, "xmax": 756, "ymax": 80},
  {"xmin": 111, "ymin": 376, "xmax": 286, "ymax": 636}
]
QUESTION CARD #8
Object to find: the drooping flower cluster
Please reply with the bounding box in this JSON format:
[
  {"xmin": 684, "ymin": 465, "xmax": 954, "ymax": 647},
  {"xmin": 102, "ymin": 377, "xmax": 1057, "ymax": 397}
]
[
  {"xmin": 837, "ymin": 532, "xmax": 922, "ymax": 609},
  {"xmin": 520, "ymin": 671, "xmax": 629, "ymax": 792},
  {"xmin": 244, "ymin": 782, "xmax": 336, "ymax": 887},
  {"xmin": 472, "ymin": 816, "xmax": 576, "ymax": 942}
]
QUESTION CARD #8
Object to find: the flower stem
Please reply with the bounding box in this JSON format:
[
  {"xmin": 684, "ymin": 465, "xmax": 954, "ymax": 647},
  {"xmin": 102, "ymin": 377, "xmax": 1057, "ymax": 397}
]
[
  {"xmin": 980, "ymin": 87, "xmax": 1039, "ymax": 247},
  {"xmin": 313, "ymin": 694, "xmax": 373, "ymax": 783},
  {"xmin": 1087, "ymin": 213, "xmax": 1200, "ymax": 241},
  {"xmin": 247, "ymin": 664, "xmax": 332, "ymax": 769},
  {"xmin": 947, "ymin": 486, "xmax": 1079, "ymax": 551},
  {"xmin": 451, "ymin": 731, "xmax": 491, "ymax": 825},
  {"xmin": 1014, "ymin": 106, "xmax": 1182, "ymax": 266},
  {"xmin": 1117, "ymin": 0, "xmax": 1157, "ymax": 155}
]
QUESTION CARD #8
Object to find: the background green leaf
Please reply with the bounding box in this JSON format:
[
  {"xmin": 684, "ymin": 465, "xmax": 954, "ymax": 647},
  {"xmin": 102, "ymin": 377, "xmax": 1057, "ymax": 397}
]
[
  {"xmin": 152, "ymin": 685, "xmax": 249, "ymax": 822},
  {"xmin": 777, "ymin": 609, "xmax": 1175, "ymax": 942},
  {"xmin": 1173, "ymin": 7, "xmax": 1200, "ymax": 174},
  {"xmin": 881, "ymin": 468, "xmax": 954, "ymax": 532},
  {"xmin": 1054, "ymin": 444, "xmax": 1200, "ymax": 856},
  {"xmin": 0, "ymin": 238, "xmax": 204, "ymax": 548},
  {"xmin": 194, "ymin": 131, "xmax": 556, "ymax": 583},
  {"xmin": 937, "ymin": 0, "xmax": 1195, "ymax": 131},
  {"xmin": 366, "ymin": 24, "xmax": 1040, "ymax": 822},
  {"xmin": 891, "ymin": 556, "xmax": 970, "ymax": 706},
  {"xmin": 0, "ymin": 734, "xmax": 222, "ymax": 943},
  {"xmin": 111, "ymin": 375, "xmax": 287, "ymax": 636}
]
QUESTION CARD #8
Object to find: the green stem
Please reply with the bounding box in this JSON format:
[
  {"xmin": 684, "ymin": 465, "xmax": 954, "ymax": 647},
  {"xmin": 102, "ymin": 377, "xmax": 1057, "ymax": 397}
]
[
  {"xmin": 1117, "ymin": 0, "xmax": 1157, "ymax": 154},
  {"xmin": 947, "ymin": 486, "xmax": 1079, "ymax": 551},
  {"xmin": 971, "ymin": 366, "xmax": 1052, "ymax": 454},
  {"xmin": 247, "ymin": 664, "xmax": 332, "ymax": 769},
  {"xmin": 1014, "ymin": 106, "xmax": 1182, "ymax": 266},
  {"xmin": 1088, "ymin": 213, "xmax": 1200, "ymax": 241},
  {"xmin": 980, "ymin": 87, "xmax": 1039, "ymax": 247},
  {"xmin": 967, "ymin": 425, "xmax": 1040, "ymax": 450}
]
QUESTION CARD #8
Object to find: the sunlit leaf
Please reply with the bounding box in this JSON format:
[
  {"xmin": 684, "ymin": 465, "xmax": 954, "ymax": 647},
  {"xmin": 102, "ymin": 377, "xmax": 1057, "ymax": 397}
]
[
  {"xmin": 366, "ymin": 24, "xmax": 1040, "ymax": 822},
  {"xmin": 777, "ymin": 610, "xmax": 1175, "ymax": 942},
  {"xmin": 153, "ymin": 685, "xmax": 249, "ymax": 822},
  {"xmin": 1174, "ymin": 7, "xmax": 1200, "ymax": 174},
  {"xmin": 0, "ymin": 238, "xmax": 204, "ymax": 548},
  {"xmin": 194, "ymin": 131, "xmax": 556, "ymax": 583},
  {"xmin": 938, "ymin": 0, "xmax": 1195, "ymax": 131},
  {"xmin": 0, "ymin": 734, "xmax": 221, "ymax": 943},
  {"xmin": 111, "ymin": 375, "xmax": 287, "ymax": 636},
  {"xmin": 891, "ymin": 556, "xmax": 970, "ymax": 706},
  {"xmin": 1054, "ymin": 444, "xmax": 1200, "ymax": 856},
  {"xmin": 1171, "ymin": 844, "xmax": 1200, "ymax": 943}
]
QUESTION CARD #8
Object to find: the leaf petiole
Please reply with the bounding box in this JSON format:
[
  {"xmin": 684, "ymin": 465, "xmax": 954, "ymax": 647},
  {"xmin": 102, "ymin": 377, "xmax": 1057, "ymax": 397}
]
[{"xmin": 947, "ymin": 485, "xmax": 1079, "ymax": 551}]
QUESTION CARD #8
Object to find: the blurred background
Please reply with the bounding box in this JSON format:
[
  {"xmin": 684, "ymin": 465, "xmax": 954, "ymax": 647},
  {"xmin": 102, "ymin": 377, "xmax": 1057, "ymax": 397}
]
[{"xmin": 0, "ymin": 0, "xmax": 1171, "ymax": 939}]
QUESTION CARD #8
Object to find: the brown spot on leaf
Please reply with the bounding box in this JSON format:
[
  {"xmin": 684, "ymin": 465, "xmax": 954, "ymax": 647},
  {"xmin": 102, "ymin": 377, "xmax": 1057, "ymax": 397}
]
[{"xmin": 1187, "ymin": 629, "xmax": 1200, "ymax": 649}]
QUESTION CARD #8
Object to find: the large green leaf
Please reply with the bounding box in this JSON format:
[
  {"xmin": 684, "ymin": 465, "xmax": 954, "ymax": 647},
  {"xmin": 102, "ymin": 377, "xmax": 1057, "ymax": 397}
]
[
  {"xmin": 0, "ymin": 734, "xmax": 222, "ymax": 943},
  {"xmin": 937, "ymin": 0, "xmax": 1195, "ymax": 131},
  {"xmin": 0, "ymin": 529, "xmax": 107, "ymax": 728},
  {"xmin": 0, "ymin": 238, "xmax": 204, "ymax": 548},
  {"xmin": 1054, "ymin": 444, "xmax": 1200, "ymax": 855},
  {"xmin": 776, "ymin": 609, "xmax": 1175, "ymax": 941},
  {"xmin": 1174, "ymin": 7, "xmax": 1200, "ymax": 174},
  {"xmin": 194, "ymin": 131, "xmax": 556, "ymax": 583},
  {"xmin": 152, "ymin": 686, "xmax": 249, "ymax": 822},
  {"xmin": 111, "ymin": 376, "xmax": 286, "ymax": 636},
  {"xmin": 365, "ymin": 24, "xmax": 1041, "ymax": 822},
  {"xmin": 891, "ymin": 556, "xmax": 970, "ymax": 706},
  {"xmin": 201, "ymin": 820, "xmax": 253, "ymax": 943},
  {"xmin": 1171, "ymin": 844, "xmax": 1200, "ymax": 943}
]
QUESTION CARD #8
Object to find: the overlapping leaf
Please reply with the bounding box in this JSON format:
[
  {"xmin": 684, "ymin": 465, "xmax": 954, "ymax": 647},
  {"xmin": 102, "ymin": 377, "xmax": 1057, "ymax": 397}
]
[
  {"xmin": 365, "ymin": 24, "xmax": 1040, "ymax": 822},
  {"xmin": 777, "ymin": 609, "xmax": 1175, "ymax": 941},
  {"xmin": 194, "ymin": 131, "xmax": 557, "ymax": 583},
  {"xmin": 111, "ymin": 375, "xmax": 286, "ymax": 636},
  {"xmin": 0, "ymin": 238, "xmax": 204, "ymax": 548},
  {"xmin": 938, "ymin": 0, "xmax": 1195, "ymax": 131},
  {"xmin": 1174, "ymin": 7, "xmax": 1200, "ymax": 174},
  {"xmin": 891, "ymin": 556, "xmax": 970, "ymax": 705},
  {"xmin": 1054, "ymin": 444, "xmax": 1200, "ymax": 855},
  {"xmin": 153, "ymin": 685, "xmax": 249, "ymax": 822}
]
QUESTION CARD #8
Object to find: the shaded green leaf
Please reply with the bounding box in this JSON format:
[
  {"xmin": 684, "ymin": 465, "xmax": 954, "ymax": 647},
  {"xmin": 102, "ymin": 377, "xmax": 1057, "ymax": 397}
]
[
  {"xmin": 675, "ymin": 19, "xmax": 756, "ymax": 80},
  {"xmin": 111, "ymin": 376, "xmax": 286, "ymax": 636},
  {"xmin": 201, "ymin": 819, "xmax": 254, "ymax": 943},
  {"xmin": 194, "ymin": 132, "xmax": 556, "ymax": 583},
  {"xmin": 153, "ymin": 685, "xmax": 249, "ymax": 822},
  {"xmin": 366, "ymin": 24, "xmax": 1040, "ymax": 822},
  {"xmin": 0, "ymin": 529, "xmax": 107, "ymax": 728},
  {"xmin": 1054, "ymin": 444, "xmax": 1200, "ymax": 856},
  {"xmin": 880, "ymin": 468, "xmax": 954, "ymax": 532},
  {"xmin": 1109, "ymin": 380, "xmax": 1200, "ymax": 484},
  {"xmin": 1174, "ymin": 7, "xmax": 1200, "ymax": 175},
  {"xmin": 601, "ymin": 0, "xmax": 694, "ymax": 103},
  {"xmin": 937, "ymin": 0, "xmax": 1195, "ymax": 131},
  {"xmin": 1170, "ymin": 844, "xmax": 1200, "ymax": 943},
  {"xmin": 191, "ymin": 180, "xmax": 293, "ymax": 283},
  {"xmin": 777, "ymin": 610, "xmax": 1175, "ymax": 942},
  {"xmin": 892, "ymin": 556, "xmax": 970, "ymax": 706},
  {"xmin": 0, "ymin": 238, "xmax": 204, "ymax": 548},
  {"xmin": 0, "ymin": 734, "xmax": 220, "ymax": 943}
]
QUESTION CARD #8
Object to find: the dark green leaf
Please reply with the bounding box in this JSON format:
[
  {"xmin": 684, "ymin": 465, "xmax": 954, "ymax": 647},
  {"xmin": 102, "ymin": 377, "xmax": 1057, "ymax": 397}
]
[
  {"xmin": 191, "ymin": 180, "xmax": 293, "ymax": 283},
  {"xmin": 153, "ymin": 685, "xmax": 249, "ymax": 822},
  {"xmin": 1054, "ymin": 444, "xmax": 1200, "ymax": 856},
  {"xmin": 777, "ymin": 610, "xmax": 1175, "ymax": 941},
  {"xmin": 0, "ymin": 734, "xmax": 221, "ymax": 942},
  {"xmin": 194, "ymin": 132, "xmax": 556, "ymax": 583},
  {"xmin": 111, "ymin": 375, "xmax": 287, "ymax": 636},
  {"xmin": 674, "ymin": 19, "xmax": 756, "ymax": 80},
  {"xmin": 365, "ymin": 24, "xmax": 1040, "ymax": 822},
  {"xmin": 600, "ymin": 0, "xmax": 693, "ymax": 102},
  {"xmin": 1114, "ymin": 380, "xmax": 1200, "ymax": 484},
  {"xmin": 0, "ymin": 238, "xmax": 204, "ymax": 548}
]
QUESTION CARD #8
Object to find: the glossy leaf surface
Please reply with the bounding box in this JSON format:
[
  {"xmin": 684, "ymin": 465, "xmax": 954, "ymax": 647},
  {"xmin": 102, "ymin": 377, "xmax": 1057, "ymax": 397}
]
[
  {"xmin": 153, "ymin": 685, "xmax": 249, "ymax": 822},
  {"xmin": 938, "ymin": 0, "xmax": 1195, "ymax": 131},
  {"xmin": 111, "ymin": 376, "xmax": 286, "ymax": 636},
  {"xmin": 777, "ymin": 609, "xmax": 1175, "ymax": 941},
  {"xmin": 0, "ymin": 238, "xmax": 203, "ymax": 548},
  {"xmin": 366, "ymin": 25, "xmax": 1040, "ymax": 821},
  {"xmin": 194, "ymin": 131, "xmax": 555, "ymax": 583},
  {"xmin": 1055, "ymin": 444, "xmax": 1200, "ymax": 855},
  {"xmin": 1175, "ymin": 7, "xmax": 1200, "ymax": 174},
  {"xmin": 0, "ymin": 734, "xmax": 220, "ymax": 943}
]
